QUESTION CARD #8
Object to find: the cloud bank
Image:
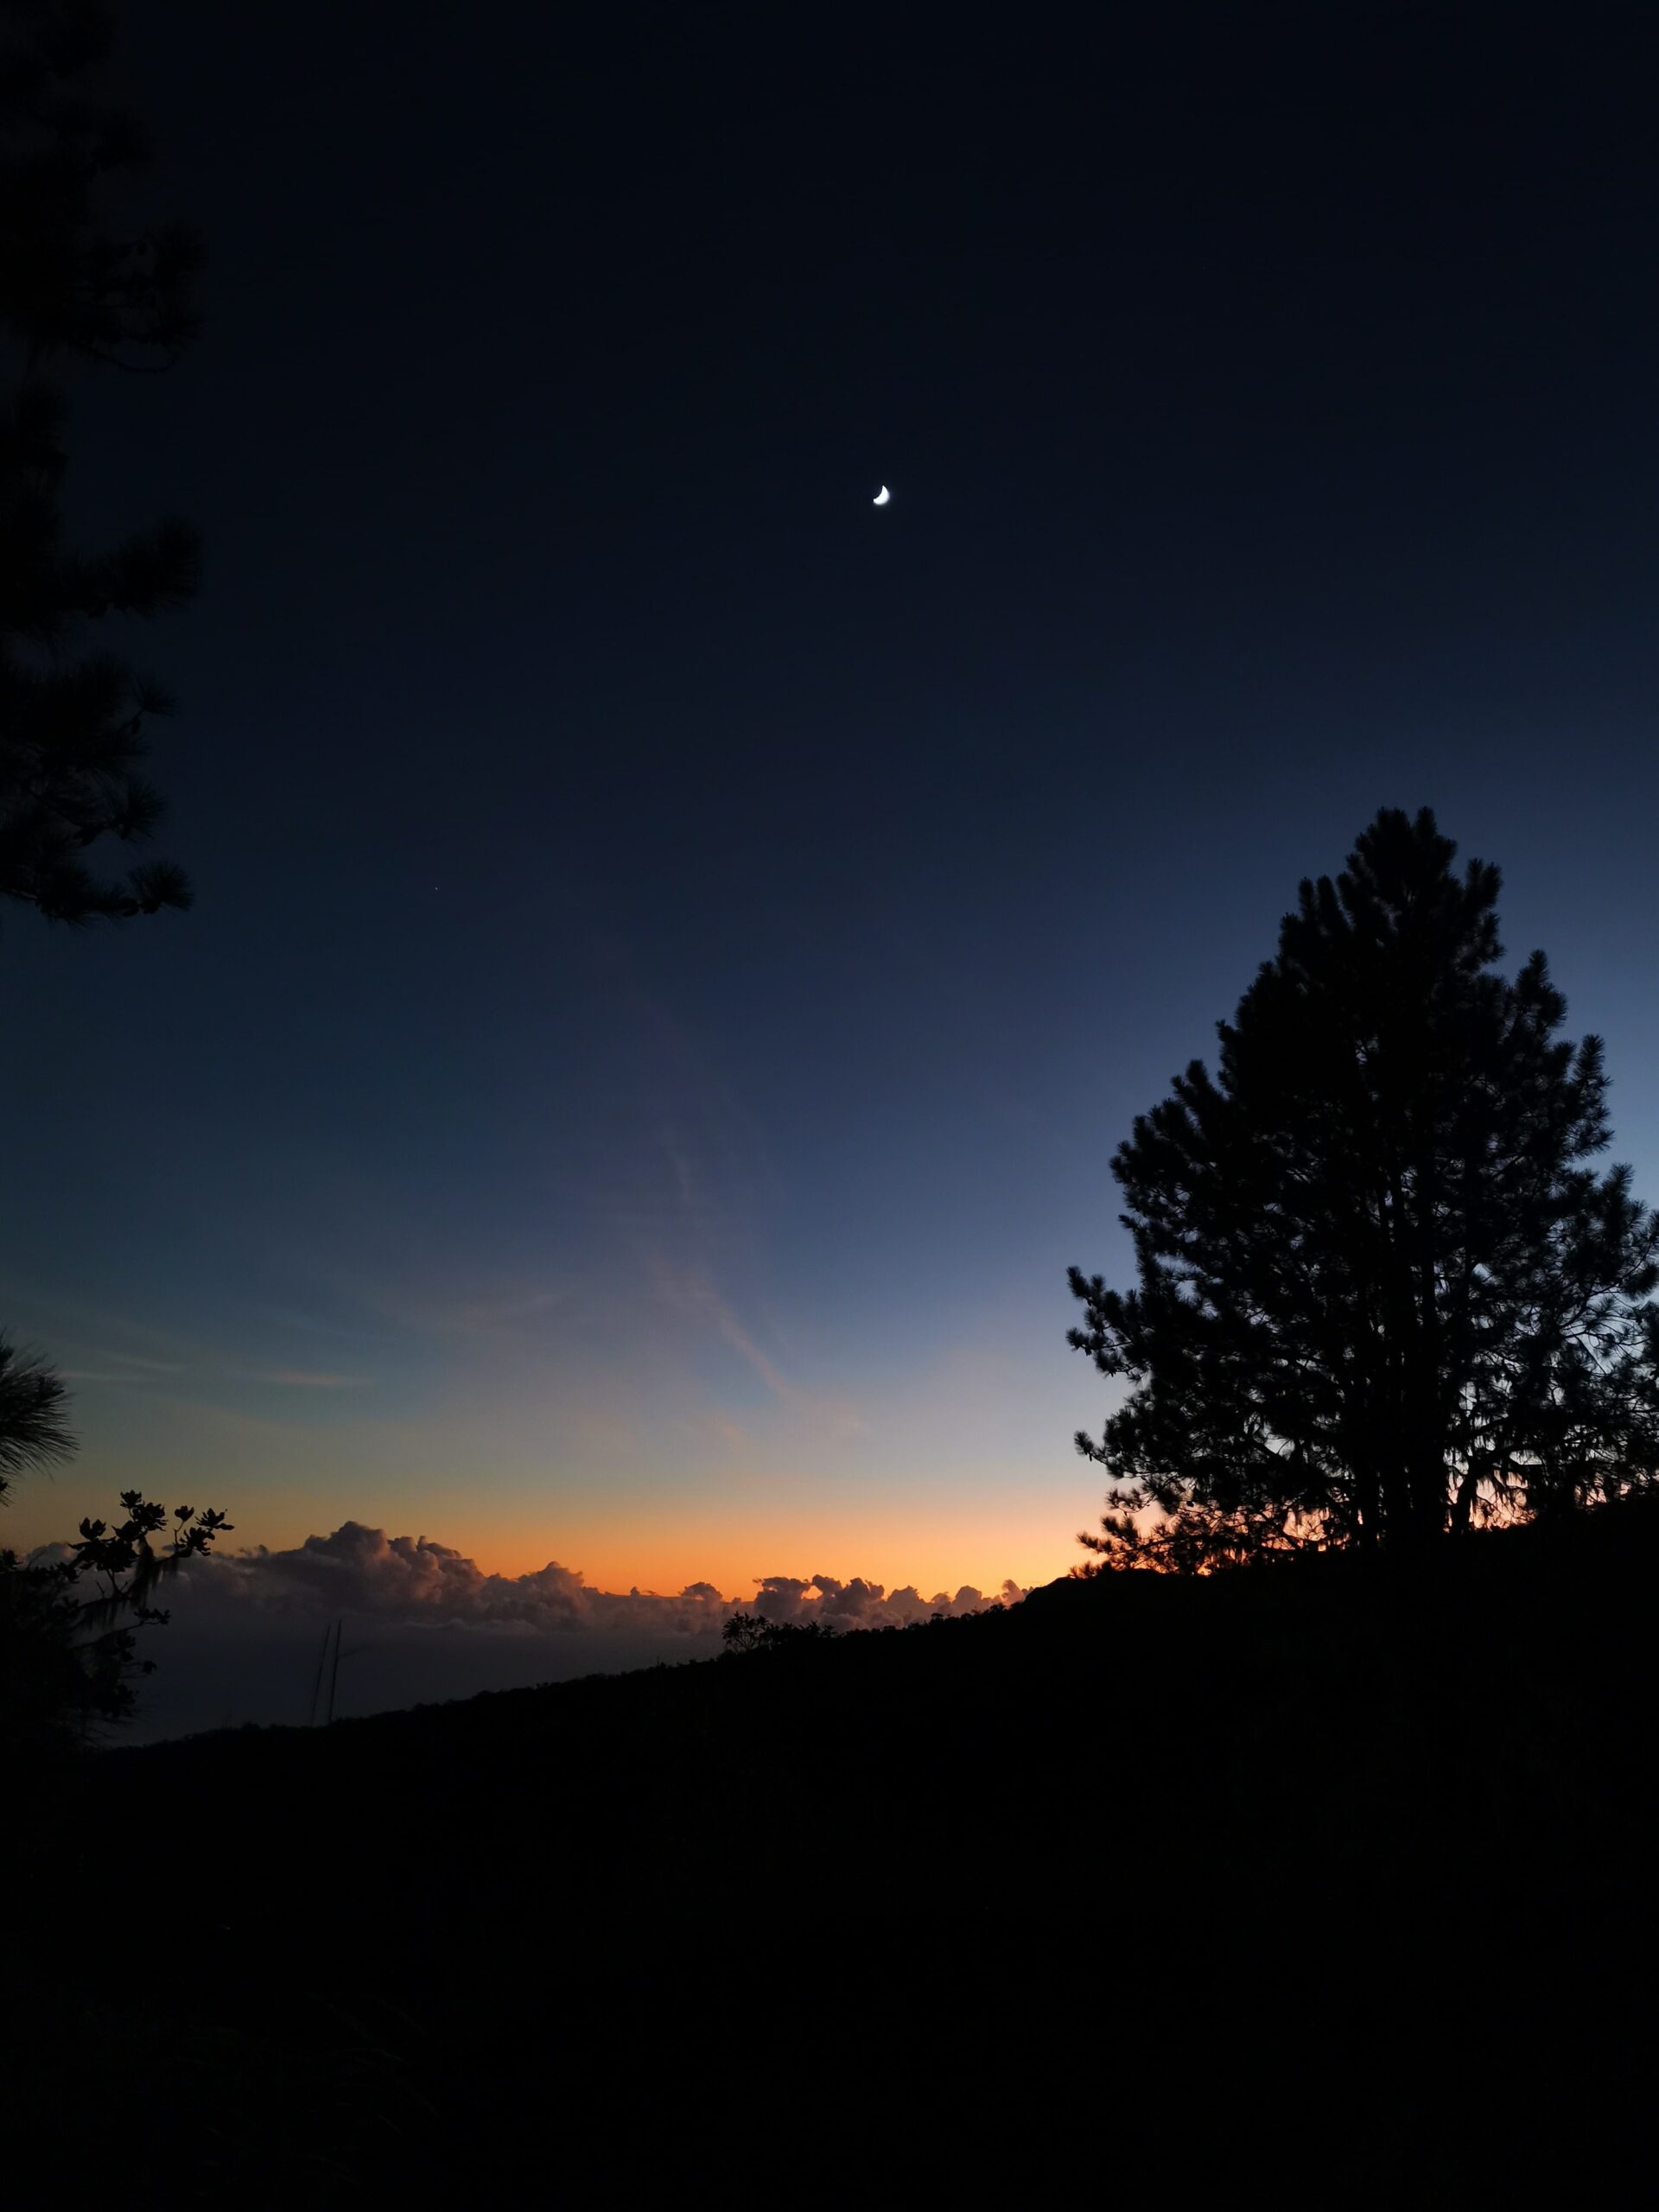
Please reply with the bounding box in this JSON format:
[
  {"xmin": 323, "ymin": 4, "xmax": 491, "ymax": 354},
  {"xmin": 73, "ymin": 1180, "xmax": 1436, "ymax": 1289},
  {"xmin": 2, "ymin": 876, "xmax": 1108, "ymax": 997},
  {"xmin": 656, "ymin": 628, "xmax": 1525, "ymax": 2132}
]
[
  {"xmin": 207, "ymin": 1520, "xmax": 1022, "ymax": 1636},
  {"xmin": 56, "ymin": 1521, "xmax": 1024, "ymax": 1741}
]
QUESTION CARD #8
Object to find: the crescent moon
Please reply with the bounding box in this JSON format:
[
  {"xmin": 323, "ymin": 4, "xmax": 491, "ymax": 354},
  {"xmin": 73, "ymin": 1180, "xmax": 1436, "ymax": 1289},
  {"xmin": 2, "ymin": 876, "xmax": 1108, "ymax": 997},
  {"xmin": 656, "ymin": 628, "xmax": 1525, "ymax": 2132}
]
[{"xmin": 873, "ymin": 485, "xmax": 891, "ymax": 505}]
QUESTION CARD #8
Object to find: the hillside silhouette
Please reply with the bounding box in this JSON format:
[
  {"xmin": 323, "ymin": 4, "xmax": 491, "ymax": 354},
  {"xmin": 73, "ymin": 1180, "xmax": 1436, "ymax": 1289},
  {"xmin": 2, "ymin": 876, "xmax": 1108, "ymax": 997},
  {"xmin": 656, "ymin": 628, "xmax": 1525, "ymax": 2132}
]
[{"xmin": 13, "ymin": 1501, "xmax": 1659, "ymax": 2199}]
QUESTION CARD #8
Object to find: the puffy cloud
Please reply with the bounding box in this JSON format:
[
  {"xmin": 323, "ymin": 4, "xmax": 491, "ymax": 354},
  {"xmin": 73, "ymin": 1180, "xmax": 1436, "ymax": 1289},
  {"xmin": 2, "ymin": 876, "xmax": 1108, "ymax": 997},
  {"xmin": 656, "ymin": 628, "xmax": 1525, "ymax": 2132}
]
[
  {"xmin": 747, "ymin": 1574, "xmax": 813, "ymax": 1625},
  {"xmin": 746, "ymin": 1569, "xmax": 1026, "ymax": 1634},
  {"xmin": 208, "ymin": 1526, "xmax": 725, "ymax": 1638},
  {"xmin": 185, "ymin": 1522, "xmax": 1024, "ymax": 1643}
]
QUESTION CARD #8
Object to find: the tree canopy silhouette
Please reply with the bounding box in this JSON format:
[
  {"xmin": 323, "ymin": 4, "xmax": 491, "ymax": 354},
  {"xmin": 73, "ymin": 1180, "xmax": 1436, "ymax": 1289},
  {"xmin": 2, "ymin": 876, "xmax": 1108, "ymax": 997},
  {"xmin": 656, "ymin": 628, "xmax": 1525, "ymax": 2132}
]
[
  {"xmin": 1068, "ymin": 807, "xmax": 1659, "ymax": 1569},
  {"xmin": 2, "ymin": 1487, "xmax": 232, "ymax": 1751},
  {"xmin": 0, "ymin": 0, "xmax": 200, "ymax": 927},
  {"xmin": 0, "ymin": 1328, "xmax": 73, "ymax": 1502},
  {"xmin": 1, "ymin": 1314, "xmax": 234, "ymax": 1751}
]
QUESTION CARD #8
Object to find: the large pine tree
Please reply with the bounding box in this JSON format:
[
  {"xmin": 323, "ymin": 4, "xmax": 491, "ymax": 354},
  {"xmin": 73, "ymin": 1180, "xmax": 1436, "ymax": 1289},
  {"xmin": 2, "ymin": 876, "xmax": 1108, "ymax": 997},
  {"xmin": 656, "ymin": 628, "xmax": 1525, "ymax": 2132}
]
[
  {"xmin": 1068, "ymin": 807, "xmax": 1659, "ymax": 1568},
  {"xmin": 0, "ymin": 0, "xmax": 200, "ymax": 926}
]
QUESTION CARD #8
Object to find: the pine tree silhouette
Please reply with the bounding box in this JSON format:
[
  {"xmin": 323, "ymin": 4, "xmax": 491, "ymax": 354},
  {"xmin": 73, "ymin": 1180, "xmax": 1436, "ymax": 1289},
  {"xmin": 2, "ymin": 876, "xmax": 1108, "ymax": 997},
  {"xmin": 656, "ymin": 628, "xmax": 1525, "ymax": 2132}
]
[
  {"xmin": 0, "ymin": 0, "xmax": 201, "ymax": 927},
  {"xmin": 1069, "ymin": 807, "xmax": 1659, "ymax": 1567}
]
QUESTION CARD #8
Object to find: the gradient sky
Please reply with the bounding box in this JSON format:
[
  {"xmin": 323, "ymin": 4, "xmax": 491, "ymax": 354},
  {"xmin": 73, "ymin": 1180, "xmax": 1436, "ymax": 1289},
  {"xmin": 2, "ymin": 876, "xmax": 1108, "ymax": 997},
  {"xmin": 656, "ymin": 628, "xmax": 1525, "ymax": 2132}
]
[{"xmin": 6, "ymin": 3, "xmax": 1659, "ymax": 1605}]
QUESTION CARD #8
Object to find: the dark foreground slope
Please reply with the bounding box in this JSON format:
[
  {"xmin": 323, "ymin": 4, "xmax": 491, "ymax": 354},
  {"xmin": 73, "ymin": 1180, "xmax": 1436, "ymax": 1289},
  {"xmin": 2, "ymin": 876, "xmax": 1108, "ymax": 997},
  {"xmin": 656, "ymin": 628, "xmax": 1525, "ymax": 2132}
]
[{"xmin": 11, "ymin": 1506, "xmax": 1659, "ymax": 2201}]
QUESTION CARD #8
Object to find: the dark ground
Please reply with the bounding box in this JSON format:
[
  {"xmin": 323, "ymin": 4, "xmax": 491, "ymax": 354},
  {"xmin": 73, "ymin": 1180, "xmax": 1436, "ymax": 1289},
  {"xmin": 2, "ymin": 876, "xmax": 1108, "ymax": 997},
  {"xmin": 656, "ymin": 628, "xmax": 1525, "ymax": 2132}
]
[{"xmin": 10, "ymin": 1507, "xmax": 1659, "ymax": 2200}]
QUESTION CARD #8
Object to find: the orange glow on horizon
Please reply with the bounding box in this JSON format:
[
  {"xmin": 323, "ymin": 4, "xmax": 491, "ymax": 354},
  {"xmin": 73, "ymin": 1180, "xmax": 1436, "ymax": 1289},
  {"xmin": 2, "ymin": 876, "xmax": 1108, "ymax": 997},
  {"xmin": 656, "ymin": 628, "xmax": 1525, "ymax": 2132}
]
[
  {"xmin": 467, "ymin": 1511, "xmax": 1080, "ymax": 1603},
  {"xmin": 7, "ymin": 1459, "xmax": 1096, "ymax": 1607}
]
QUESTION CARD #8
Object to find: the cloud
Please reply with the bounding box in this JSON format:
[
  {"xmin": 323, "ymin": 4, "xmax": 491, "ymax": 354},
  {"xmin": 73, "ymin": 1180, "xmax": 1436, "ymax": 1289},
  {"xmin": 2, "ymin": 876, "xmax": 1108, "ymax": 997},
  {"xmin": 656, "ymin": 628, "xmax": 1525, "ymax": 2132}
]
[
  {"xmin": 351, "ymin": 1286, "xmax": 570, "ymax": 1344},
  {"xmin": 653, "ymin": 1264, "xmax": 863, "ymax": 1438},
  {"xmin": 207, "ymin": 1523, "xmax": 729, "ymax": 1637},
  {"xmin": 0, "ymin": 1288, "xmax": 382, "ymax": 1402},
  {"xmin": 231, "ymin": 1369, "xmax": 374, "ymax": 1389},
  {"xmin": 747, "ymin": 1568, "xmax": 1025, "ymax": 1631},
  {"xmin": 175, "ymin": 1520, "xmax": 1024, "ymax": 1642}
]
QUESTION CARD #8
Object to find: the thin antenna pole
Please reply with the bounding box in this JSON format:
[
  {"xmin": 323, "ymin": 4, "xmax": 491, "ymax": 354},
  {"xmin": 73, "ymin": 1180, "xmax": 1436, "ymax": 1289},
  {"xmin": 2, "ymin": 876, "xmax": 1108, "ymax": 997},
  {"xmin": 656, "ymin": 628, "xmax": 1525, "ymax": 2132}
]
[
  {"xmin": 327, "ymin": 1616, "xmax": 344, "ymax": 1726},
  {"xmin": 308, "ymin": 1622, "xmax": 331, "ymax": 1726}
]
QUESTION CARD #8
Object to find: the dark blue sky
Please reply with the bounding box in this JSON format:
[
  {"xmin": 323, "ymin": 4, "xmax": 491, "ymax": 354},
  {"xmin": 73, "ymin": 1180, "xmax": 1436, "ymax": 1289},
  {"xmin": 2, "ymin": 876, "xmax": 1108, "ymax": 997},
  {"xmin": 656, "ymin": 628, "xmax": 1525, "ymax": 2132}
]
[{"xmin": 6, "ymin": 1, "xmax": 1659, "ymax": 1596}]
